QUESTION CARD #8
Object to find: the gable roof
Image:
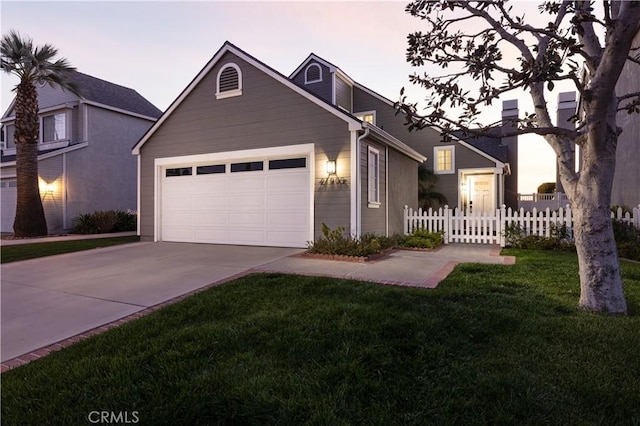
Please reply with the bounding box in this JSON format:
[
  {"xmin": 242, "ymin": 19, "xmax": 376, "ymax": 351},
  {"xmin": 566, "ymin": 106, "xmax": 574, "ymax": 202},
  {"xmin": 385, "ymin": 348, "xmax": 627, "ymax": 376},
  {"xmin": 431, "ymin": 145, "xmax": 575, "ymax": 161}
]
[
  {"xmin": 133, "ymin": 42, "xmax": 364, "ymax": 155},
  {"xmin": 70, "ymin": 72, "xmax": 162, "ymax": 119}
]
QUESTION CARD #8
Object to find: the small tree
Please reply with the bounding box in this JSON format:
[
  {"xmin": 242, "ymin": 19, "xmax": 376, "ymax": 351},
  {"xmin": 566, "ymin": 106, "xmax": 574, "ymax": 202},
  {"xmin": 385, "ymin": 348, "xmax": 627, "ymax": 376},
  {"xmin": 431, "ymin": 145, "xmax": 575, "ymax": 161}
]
[
  {"xmin": 537, "ymin": 182, "xmax": 556, "ymax": 194},
  {"xmin": 398, "ymin": 1, "xmax": 640, "ymax": 314},
  {"xmin": 418, "ymin": 163, "xmax": 448, "ymax": 209},
  {"xmin": 1, "ymin": 30, "xmax": 79, "ymax": 236}
]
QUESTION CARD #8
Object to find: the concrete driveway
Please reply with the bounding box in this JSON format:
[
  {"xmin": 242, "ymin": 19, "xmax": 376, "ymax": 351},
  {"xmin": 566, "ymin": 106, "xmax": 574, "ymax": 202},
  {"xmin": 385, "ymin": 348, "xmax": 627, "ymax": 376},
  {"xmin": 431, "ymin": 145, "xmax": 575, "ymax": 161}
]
[{"xmin": 1, "ymin": 242, "xmax": 302, "ymax": 362}]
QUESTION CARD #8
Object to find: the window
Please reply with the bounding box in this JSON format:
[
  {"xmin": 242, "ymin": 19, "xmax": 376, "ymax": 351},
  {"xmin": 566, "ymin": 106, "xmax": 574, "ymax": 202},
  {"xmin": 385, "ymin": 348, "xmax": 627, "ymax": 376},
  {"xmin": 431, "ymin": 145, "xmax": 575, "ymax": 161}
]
[
  {"xmin": 231, "ymin": 161, "xmax": 263, "ymax": 172},
  {"xmin": 434, "ymin": 146, "xmax": 455, "ymax": 174},
  {"xmin": 368, "ymin": 147, "xmax": 380, "ymax": 207},
  {"xmin": 197, "ymin": 165, "xmax": 225, "ymax": 175},
  {"xmin": 268, "ymin": 158, "xmax": 306, "ymax": 170},
  {"xmin": 355, "ymin": 111, "xmax": 376, "ymax": 125},
  {"xmin": 166, "ymin": 167, "xmax": 192, "ymax": 177},
  {"xmin": 42, "ymin": 113, "xmax": 66, "ymax": 143},
  {"xmin": 2, "ymin": 124, "xmax": 15, "ymax": 149},
  {"xmin": 216, "ymin": 63, "xmax": 242, "ymax": 99},
  {"xmin": 304, "ymin": 63, "xmax": 322, "ymax": 84}
]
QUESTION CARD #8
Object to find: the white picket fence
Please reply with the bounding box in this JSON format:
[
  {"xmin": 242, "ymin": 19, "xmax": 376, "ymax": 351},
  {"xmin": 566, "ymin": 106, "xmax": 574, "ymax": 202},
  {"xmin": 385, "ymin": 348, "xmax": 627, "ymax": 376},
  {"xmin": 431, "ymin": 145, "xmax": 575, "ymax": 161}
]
[{"xmin": 404, "ymin": 204, "xmax": 640, "ymax": 247}]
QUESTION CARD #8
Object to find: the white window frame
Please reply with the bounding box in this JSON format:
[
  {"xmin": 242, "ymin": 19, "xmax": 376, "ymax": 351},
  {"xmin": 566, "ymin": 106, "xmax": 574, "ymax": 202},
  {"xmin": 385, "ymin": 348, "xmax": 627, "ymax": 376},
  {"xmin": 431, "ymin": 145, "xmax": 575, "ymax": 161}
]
[
  {"xmin": 40, "ymin": 111, "xmax": 69, "ymax": 147},
  {"xmin": 355, "ymin": 110, "xmax": 376, "ymax": 125},
  {"xmin": 304, "ymin": 63, "xmax": 322, "ymax": 84},
  {"xmin": 367, "ymin": 146, "xmax": 380, "ymax": 208},
  {"xmin": 216, "ymin": 63, "xmax": 243, "ymax": 99},
  {"xmin": 434, "ymin": 145, "xmax": 455, "ymax": 175}
]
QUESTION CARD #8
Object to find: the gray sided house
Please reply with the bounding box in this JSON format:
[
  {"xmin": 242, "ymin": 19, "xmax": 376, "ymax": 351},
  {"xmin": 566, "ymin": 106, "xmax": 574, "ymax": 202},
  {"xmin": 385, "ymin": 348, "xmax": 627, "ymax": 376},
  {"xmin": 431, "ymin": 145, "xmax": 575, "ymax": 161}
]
[
  {"xmin": 133, "ymin": 42, "xmax": 425, "ymax": 248},
  {"xmin": 1, "ymin": 72, "xmax": 161, "ymax": 233}
]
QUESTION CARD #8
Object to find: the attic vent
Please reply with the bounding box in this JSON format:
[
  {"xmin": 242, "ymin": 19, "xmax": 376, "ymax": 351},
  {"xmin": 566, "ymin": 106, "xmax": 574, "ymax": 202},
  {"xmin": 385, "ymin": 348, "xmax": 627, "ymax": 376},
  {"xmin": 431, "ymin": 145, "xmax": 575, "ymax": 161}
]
[
  {"xmin": 304, "ymin": 63, "xmax": 322, "ymax": 84},
  {"xmin": 216, "ymin": 63, "xmax": 242, "ymax": 99}
]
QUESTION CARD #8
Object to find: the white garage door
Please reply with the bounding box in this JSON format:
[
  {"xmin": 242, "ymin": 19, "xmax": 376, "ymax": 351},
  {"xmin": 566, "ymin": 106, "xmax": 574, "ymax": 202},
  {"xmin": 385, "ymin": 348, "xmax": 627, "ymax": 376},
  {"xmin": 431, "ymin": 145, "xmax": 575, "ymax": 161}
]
[
  {"xmin": 1, "ymin": 179, "xmax": 17, "ymax": 233},
  {"xmin": 160, "ymin": 156, "xmax": 311, "ymax": 248}
]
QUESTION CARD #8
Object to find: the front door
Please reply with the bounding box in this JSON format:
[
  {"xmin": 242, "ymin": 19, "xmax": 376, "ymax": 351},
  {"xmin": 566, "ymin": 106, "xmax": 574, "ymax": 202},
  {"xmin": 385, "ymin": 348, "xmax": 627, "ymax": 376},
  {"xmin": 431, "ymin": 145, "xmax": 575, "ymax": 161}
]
[{"xmin": 466, "ymin": 174, "xmax": 495, "ymax": 215}]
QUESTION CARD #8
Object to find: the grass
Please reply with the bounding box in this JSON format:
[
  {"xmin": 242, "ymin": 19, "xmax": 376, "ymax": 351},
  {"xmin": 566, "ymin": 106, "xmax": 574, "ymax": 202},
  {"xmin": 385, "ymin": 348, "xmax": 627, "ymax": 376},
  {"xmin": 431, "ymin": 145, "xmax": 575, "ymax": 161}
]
[
  {"xmin": 0, "ymin": 236, "xmax": 140, "ymax": 264},
  {"xmin": 2, "ymin": 250, "xmax": 639, "ymax": 425}
]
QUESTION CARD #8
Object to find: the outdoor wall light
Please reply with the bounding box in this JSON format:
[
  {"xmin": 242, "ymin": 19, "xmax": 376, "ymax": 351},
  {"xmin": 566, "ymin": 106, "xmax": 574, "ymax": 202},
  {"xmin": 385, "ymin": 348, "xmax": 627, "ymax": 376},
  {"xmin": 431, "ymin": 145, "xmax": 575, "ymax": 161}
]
[
  {"xmin": 320, "ymin": 159, "xmax": 347, "ymax": 186},
  {"xmin": 326, "ymin": 160, "xmax": 336, "ymax": 175}
]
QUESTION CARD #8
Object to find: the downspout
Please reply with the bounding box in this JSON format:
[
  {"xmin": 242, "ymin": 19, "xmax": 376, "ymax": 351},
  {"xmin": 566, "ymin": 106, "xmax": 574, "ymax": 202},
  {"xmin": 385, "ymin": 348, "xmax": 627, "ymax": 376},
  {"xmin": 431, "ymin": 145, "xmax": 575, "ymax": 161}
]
[
  {"xmin": 355, "ymin": 125, "xmax": 370, "ymax": 238},
  {"xmin": 385, "ymin": 145, "xmax": 389, "ymax": 237}
]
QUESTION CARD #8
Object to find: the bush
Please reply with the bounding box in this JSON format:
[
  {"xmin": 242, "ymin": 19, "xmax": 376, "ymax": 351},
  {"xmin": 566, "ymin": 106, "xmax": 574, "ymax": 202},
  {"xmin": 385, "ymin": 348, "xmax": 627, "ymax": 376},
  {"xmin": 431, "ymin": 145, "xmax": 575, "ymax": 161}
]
[
  {"xmin": 307, "ymin": 224, "xmax": 382, "ymax": 257},
  {"xmin": 73, "ymin": 210, "xmax": 137, "ymax": 234},
  {"xmin": 401, "ymin": 228, "xmax": 443, "ymax": 249},
  {"xmin": 613, "ymin": 219, "xmax": 640, "ymax": 261},
  {"xmin": 503, "ymin": 222, "xmax": 574, "ymax": 251}
]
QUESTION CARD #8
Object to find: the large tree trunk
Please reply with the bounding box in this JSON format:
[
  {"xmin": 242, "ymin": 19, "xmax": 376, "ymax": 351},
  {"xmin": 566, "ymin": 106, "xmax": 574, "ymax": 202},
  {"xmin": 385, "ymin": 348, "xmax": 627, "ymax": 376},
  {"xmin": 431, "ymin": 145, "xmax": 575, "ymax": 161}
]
[
  {"xmin": 565, "ymin": 113, "xmax": 627, "ymax": 314},
  {"xmin": 13, "ymin": 81, "xmax": 47, "ymax": 237}
]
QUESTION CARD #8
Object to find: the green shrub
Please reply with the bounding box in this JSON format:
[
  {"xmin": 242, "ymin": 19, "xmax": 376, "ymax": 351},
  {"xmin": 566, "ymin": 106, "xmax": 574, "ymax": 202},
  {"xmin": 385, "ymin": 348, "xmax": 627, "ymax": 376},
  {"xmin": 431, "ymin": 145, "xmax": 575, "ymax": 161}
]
[
  {"xmin": 401, "ymin": 228, "xmax": 443, "ymax": 249},
  {"xmin": 613, "ymin": 219, "xmax": 640, "ymax": 261},
  {"xmin": 73, "ymin": 210, "xmax": 137, "ymax": 234},
  {"xmin": 503, "ymin": 222, "xmax": 574, "ymax": 251},
  {"xmin": 307, "ymin": 224, "xmax": 381, "ymax": 257},
  {"xmin": 113, "ymin": 210, "xmax": 137, "ymax": 232}
]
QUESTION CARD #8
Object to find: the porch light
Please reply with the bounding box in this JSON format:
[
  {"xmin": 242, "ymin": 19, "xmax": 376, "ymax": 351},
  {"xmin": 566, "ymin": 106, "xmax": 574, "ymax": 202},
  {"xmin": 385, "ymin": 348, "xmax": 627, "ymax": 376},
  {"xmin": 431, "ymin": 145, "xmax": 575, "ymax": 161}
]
[{"xmin": 326, "ymin": 160, "xmax": 336, "ymax": 175}]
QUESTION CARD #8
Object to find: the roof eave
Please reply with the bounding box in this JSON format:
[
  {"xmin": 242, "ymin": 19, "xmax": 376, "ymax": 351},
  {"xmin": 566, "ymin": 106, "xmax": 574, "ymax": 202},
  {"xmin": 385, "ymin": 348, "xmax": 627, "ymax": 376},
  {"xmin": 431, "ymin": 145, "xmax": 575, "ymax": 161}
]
[{"xmin": 365, "ymin": 123, "xmax": 426, "ymax": 163}]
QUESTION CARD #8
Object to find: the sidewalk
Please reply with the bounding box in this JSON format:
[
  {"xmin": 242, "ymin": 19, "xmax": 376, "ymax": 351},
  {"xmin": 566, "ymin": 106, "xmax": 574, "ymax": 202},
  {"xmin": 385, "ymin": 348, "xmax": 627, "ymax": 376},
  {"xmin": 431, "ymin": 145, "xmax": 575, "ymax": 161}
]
[{"xmin": 1, "ymin": 232, "xmax": 137, "ymax": 246}]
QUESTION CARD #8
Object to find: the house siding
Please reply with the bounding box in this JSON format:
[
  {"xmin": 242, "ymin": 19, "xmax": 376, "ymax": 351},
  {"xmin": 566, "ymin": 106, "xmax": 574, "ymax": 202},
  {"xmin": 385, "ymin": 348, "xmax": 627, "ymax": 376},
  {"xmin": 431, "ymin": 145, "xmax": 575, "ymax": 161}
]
[
  {"xmin": 335, "ymin": 76, "xmax": 352, "ymax": 112},
  {"xmin": 65, "ymin": 106, "xmax": 151, "ymax": 228},
  {"xmin": 613, "ymin": 30, "xmax": 640, "ymax": 207},
  {"xmin": 139, "ymin": 52, "xmax": 353, "ymax": 242},
  {"xmin": 388, "ymin": 148, "xmax": 418, "ymax": 234},
  {"xmin": 360, "ymin": 139, "xmax": 387, "ymax": 235}
]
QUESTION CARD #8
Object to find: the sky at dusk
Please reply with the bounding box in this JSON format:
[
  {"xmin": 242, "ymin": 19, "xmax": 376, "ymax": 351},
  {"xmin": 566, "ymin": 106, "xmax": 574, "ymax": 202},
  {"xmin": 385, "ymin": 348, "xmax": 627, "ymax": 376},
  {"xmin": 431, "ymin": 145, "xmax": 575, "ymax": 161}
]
[{"xmin": 1, "ymin": 0, "xmax": 561, "ymax": 193}]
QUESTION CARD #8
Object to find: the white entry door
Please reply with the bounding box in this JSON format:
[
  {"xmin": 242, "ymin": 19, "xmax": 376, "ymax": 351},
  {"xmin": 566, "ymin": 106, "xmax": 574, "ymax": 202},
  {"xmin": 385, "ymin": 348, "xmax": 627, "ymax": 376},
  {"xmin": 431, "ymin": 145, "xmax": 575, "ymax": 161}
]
[
  {"xmin": 160, "ymin": 156, "xmax": 311, "ymax": 248},
  {"xmin": 467, "ymin": 174, "xmax": 495, "ymax": 215}
]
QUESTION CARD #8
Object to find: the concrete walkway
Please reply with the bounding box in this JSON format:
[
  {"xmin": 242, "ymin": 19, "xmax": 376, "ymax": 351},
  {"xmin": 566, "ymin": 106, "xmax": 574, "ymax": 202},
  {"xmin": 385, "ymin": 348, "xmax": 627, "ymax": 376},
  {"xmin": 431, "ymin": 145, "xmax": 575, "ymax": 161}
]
[{"xmin": 1, "ymin": 241, "xmax": 514, "ymax": 371}]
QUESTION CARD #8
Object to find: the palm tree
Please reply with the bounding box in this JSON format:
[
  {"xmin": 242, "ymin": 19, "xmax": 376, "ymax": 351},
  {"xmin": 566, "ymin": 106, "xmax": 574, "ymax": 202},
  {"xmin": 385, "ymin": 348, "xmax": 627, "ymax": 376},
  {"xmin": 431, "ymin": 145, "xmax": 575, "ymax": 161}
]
[
  {"xmin": 418, "ymin": 163, "xmax": 447, "ymax": 210},
  {"xmin": 1, "ymin": 30, "xmax": 79, "ymax": 236}
]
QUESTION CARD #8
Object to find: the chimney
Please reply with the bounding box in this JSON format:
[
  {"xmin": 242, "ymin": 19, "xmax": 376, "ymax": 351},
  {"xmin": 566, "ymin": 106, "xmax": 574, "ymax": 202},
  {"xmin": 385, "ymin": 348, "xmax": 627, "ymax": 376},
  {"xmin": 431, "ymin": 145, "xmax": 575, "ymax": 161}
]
[
  {"xmin": 502, "ymin": 99, "xmax": 518, "ymax": 209},
  {"xmin": 556, "ymin": 92, "xmax": 577, "ymax": 193}
]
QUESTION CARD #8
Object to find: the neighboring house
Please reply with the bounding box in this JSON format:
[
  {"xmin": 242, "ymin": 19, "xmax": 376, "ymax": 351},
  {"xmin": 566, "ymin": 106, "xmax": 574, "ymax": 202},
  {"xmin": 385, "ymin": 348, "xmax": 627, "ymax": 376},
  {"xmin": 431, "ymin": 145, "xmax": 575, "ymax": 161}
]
[
  {"xmin": 133, "ymin": 42, "xmax": 516, "ymax": 248},
  {"xmin": 612, "ymin": 29, "xmax": 640, "ymax": 207},
  {"xmin": 1, "ymin": 71, "xmax": 161, "ymax": 233}
]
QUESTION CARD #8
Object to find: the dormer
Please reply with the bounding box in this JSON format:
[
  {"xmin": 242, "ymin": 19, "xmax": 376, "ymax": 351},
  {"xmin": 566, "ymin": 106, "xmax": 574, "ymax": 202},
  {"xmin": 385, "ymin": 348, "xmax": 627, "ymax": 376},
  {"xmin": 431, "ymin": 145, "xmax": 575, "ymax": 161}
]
[{"xmin": 290, "ymin": 54, "xmax": 354, "ymax": 113}]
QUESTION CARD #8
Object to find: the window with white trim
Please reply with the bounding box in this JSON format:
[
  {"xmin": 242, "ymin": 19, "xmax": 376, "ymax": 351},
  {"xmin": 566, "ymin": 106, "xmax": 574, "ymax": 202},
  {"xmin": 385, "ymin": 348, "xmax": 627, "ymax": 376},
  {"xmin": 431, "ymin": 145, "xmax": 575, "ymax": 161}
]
[
  {"xmin": 434, "ymin": 145, "xmax": 455, "ymax": 174},
  {"xmin": 368, "ymin": 146, "xmax": 380, "ymax": 207},
  {"xmin": 216, "ymin": 63, "xmax": 242, "ymax": 99},
  {"xmin": 42, "ymin": 112, "xmax": 67, "ymax": 143},
  {"xmin": 304, "ymin": 63, "xmax": 322, "ymax": 84}
]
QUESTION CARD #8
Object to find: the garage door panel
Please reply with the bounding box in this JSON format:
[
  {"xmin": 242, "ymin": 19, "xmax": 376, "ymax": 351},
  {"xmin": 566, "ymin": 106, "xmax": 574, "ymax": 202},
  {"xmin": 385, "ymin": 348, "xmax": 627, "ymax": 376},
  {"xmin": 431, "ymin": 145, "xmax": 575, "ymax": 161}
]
[
  {"xmin": 229, "ymin": 229, "xmax": 266, "ymax": 244},
  {"xmin": 163, "ymin": 227, "xmax": 195, "ymax": 242},
  {"xmin": 194, "ymin": 177, "xmax": 228, "ymax": 193},
  {"xmin": 230, "ymin": 175, "xmax": 266, "ymax": 192},
  {"xmin": 267, "ymin": 212, "xmax": 309, "ymax": 227},
  {"xmin": 229, "ymin": 212, "xmax": 266, "ymax": 227},
  {"xmin": 267, "ymin": 193, "xmax": 308, "ymax": 210},
  {"xmin": 194, "ymin": 196, "xmax": 229, "ymax": 210},
  {"xmin": 229, "ymin": 196, "xmax": 266, "ymax": 209},
  {"xmin": 194, "ymin": 212, "xmax": 228, "ymax": 226},
  {"xmin": 266, "ymin": 174, "xmax": 309, "ymax": 191},
  {"xmin": 195, "ymin": 229, "xmax": 230, "ymax": 243}
]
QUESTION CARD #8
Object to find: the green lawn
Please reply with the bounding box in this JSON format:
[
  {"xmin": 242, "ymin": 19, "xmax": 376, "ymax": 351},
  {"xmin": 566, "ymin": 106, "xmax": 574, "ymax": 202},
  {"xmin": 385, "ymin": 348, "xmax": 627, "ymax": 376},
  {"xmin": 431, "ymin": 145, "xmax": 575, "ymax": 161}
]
[
  {"xmin": 2, "ymin": 250, "xmax": 639, "ymax": 425},
  {"xmin": 0, "ymin": 236, "xmax": 140, "ymax": 263}
]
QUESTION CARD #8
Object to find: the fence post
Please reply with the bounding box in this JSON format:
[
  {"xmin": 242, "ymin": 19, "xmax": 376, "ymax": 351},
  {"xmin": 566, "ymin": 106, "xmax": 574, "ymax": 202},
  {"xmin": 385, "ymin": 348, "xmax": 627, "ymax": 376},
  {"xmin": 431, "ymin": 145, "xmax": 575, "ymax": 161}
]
[
  {"xmin": 499, "ymin": 204, "xmax": 506, "ymax": 247},
  {"xmin": 444, "ymin": 205, "xmax": 450, "ymax": 244},
  {"xmin": 404, "ymin": 205, "xmax": 409, "ymax": 235}
]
